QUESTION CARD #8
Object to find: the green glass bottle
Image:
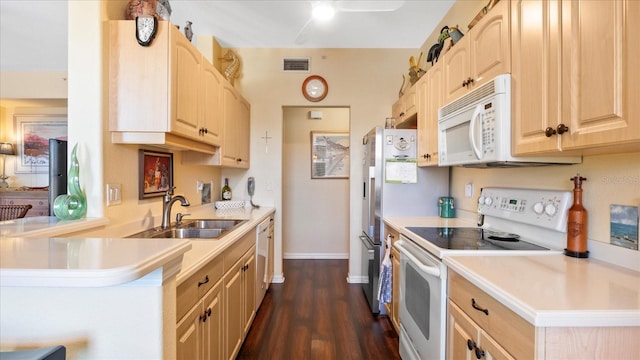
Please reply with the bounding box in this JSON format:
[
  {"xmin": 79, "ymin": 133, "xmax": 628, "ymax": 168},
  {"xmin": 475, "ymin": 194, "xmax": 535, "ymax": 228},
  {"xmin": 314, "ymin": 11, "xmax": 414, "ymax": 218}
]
[{"xmin": 221, "ymin": 178, "xmax": 232, "ymax": 201}]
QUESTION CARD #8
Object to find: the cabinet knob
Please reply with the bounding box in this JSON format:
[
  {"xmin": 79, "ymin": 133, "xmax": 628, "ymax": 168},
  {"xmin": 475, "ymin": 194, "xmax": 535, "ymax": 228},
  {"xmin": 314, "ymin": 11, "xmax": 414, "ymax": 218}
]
[
  {"xmin": 544, "ymin": 127, "xmax": 557, "ymax": 137},
  {"xmin": 557, "ymin": 123, "xmax": 569, "ymax": 135},
  {"xmin": 467, "ymin": 77, "xmax": 474, "ymax": 85},
  {"xmin": 475, "ymin": 347, "xmax": 485, "ymax": 359},
  {"xmin": 462, "ymin": 79, "xmax": 468, "ymax": 87},
  {"xmin": 203, "ymin": 128, "xmax": 208, "ymax": 134},
  {"xmin": 467, "ymin": 339, "xmax": 475, "ymax": 351}
]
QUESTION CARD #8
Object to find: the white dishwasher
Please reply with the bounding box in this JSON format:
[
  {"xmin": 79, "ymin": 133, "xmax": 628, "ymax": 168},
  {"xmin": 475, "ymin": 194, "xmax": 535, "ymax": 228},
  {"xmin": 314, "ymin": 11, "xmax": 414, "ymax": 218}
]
[{"xmin": 256, "ymin": 217, "xmax": 270, "ymax": 307}]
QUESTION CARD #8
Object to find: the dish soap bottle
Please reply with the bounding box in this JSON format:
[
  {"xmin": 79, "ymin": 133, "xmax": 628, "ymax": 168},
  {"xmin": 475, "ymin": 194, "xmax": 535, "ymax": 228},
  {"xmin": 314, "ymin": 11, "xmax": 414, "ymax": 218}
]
[
  {"xmin": 221, "ymin": 178, "xmax": 232, "ymax": 201},
  {"xmin": 565, "ymin": 173, "xmax": 589, "ymax": 258}
]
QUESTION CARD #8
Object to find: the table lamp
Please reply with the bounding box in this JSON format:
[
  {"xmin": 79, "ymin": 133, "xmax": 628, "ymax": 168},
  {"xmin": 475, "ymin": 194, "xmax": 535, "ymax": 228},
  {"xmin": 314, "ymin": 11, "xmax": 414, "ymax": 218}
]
[{"xmin": 0, "ymin": 142, "xmax": 16, "ymax": 188}]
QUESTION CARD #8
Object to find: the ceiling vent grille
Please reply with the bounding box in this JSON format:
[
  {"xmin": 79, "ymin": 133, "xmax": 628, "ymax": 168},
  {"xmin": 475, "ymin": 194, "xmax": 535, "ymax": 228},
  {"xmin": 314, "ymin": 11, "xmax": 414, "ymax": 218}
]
[{"xmin": 283, "ymin": 57, "xmax": 310, "ymax": 72}]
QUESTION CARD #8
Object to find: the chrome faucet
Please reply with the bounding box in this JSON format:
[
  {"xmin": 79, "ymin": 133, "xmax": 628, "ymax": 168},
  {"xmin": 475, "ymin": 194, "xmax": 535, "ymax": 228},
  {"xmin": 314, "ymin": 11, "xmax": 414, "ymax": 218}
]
[{"xmin": 161, "ymin": 187, "xmax": 190, "ymax": 229}]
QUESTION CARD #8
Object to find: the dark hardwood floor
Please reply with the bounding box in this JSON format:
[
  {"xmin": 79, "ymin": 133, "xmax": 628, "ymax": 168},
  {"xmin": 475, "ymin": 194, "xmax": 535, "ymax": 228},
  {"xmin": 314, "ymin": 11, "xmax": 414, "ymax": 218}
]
[{"xmin": 237, "ymin": 259, "xmax": 401, "ymax": 360}]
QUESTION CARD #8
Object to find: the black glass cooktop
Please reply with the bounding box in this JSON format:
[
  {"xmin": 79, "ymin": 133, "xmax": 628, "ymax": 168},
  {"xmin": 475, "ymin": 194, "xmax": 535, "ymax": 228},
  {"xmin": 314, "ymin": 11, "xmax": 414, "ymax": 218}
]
[{"xmin": 406, "ymin": 227, "xmax": 549, "ymax": 251}]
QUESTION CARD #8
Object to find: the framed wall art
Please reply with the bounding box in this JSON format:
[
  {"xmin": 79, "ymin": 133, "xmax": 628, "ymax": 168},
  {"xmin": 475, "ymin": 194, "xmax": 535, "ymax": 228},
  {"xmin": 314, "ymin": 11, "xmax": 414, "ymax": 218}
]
[
  {"xmin": 14, "ymin": 115, "xmax": 68, "ymax": 173},
  {"xmin": 310, "ymin": 131, "xmax": 350, "ymax": 179},
  {"xmin": 139, "ymin": 149, "xmax": 173, "ymax": 199}
]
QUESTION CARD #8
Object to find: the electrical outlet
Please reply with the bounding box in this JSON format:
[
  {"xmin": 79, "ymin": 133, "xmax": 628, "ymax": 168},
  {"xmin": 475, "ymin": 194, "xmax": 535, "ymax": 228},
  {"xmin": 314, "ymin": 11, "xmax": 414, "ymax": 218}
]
[
  {"xmin": 196, "ymin": 180, "xmax": 203, "ymax": 192},
  {"xmin": 465, "ymin": 183, "xmax": 474, "ymax": 198},
  {"xmin": 106, "ymin": 183, "xmax": 121, "ymax": 206}
]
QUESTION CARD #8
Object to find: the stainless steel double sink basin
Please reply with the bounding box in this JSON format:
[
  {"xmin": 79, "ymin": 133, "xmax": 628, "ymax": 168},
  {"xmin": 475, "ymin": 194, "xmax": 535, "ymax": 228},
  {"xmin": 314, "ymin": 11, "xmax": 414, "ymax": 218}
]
[{"xmin": 128, "ymin": 219, "xmax": 247, "ymax": 239}]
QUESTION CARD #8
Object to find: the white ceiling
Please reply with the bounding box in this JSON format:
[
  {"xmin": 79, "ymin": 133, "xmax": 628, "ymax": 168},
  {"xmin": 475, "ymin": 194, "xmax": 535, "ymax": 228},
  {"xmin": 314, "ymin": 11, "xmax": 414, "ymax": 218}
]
[{"xmin": 0, "ymin": 0, "xmax": 454, "ymax": 72}]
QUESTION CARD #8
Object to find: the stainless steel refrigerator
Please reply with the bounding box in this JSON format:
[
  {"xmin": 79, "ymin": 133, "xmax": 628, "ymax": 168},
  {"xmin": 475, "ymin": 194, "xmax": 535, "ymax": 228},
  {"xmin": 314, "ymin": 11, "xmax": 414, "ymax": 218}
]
[{"xmin": 360, "ymin": 126, "xmax": 449, "ymax": 314}]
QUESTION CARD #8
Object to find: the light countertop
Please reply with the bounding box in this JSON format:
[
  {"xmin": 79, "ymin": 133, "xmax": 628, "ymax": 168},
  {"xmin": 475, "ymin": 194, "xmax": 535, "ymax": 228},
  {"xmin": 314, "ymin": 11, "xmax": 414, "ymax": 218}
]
[
  {"xmin": 0, "ymin": 216, "xmax": 110, "ymax": 238},
  {"xmin": 445, "ymin": 254, "xmax": 640, "ymax": 328},
  {"xmin": 385, "ymin": 214, "xmax": 640, "ymax": 329},
  {"xmin": 0, "ymin": 204, "xmax": 275, "ymax": 288},
  {"xmin": 0, "ymin": 237, "xmax": 191, "ymax": 287}
]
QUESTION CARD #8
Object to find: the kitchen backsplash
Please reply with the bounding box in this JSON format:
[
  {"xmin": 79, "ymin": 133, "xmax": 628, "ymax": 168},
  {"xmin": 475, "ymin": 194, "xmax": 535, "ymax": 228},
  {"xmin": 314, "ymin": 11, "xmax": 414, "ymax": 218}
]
[{"xmin": 451, "ymin": 151, "xmax": 640, "ymax": 248}]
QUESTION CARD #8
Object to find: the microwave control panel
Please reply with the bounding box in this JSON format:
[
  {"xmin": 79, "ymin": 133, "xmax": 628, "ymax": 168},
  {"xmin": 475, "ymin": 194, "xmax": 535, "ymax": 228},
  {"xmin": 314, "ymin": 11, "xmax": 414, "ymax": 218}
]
[{"xmin": 480, "ymin": 102, "xmax": 497, "ymax": 156}]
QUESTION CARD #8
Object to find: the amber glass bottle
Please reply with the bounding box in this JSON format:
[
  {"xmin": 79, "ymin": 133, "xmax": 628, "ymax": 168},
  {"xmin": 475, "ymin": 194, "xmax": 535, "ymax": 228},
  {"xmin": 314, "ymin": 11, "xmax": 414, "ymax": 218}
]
[{"xmin": 565, "ymin": 174, "xmax": 589, "ymax": 258}]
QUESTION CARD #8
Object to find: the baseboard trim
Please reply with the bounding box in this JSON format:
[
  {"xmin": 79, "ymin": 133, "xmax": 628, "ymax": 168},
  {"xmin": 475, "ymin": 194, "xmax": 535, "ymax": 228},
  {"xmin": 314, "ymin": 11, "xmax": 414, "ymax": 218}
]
[
  {"xmin": 346, "ymin": 274, "xmax": 367, "ymax": 283},
  {"xmin": 271, "ymin": 274, "xmax": 285, "ymax": 283},
  {"xmin": 283, "ymin": 253, "xmax": 349, "ymax": 259}
]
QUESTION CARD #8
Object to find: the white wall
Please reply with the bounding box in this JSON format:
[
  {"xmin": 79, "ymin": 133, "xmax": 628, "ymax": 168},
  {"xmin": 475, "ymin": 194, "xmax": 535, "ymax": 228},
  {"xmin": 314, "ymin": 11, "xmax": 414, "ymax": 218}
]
[
  {"xmin": 283, "ymin": 106, "xmax": 350, "ymax": 258},
  {"xmin": 227, "ymin": 47, "xmax": 416, "ymax": 280}
]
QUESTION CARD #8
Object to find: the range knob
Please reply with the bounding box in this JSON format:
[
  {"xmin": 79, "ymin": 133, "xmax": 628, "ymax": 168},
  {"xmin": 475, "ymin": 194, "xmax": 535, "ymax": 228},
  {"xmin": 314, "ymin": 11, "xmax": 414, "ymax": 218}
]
[
  {"xmin": 484, "ymin": 197, "xmax": 493, "ymax": 206},
  {"xmin": 544, "ymin": 203, "xmax": 558, "ymax": 216},
  {"xmin": 533, "ymin": 202, "xmax": 545, "ymax": 215},
  {"xmin": 478, "ymin": 196, "xmax": 486, "ymax": 205}
]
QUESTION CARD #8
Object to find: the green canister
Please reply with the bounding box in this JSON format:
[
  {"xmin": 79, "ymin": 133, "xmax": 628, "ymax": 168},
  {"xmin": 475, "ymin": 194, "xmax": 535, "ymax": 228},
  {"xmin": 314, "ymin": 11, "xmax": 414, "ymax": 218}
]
[{"xmin": 438, "ymin": 196, "xmax": 455, "ymax": 218}]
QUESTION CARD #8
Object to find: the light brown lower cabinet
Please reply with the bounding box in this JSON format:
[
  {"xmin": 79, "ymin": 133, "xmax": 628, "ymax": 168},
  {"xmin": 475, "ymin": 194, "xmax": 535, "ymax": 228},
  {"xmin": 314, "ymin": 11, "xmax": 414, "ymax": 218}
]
[
  {"xmin": 177, "ymin": 279, "xmax": 224, "ymax": 360},
  {"xmin": 447, "ymin": 270, "xmax": 640, "ymax": 359},
  {"xmin": 225, "ymin": 244, "xmax": 256, "ymax": 360},
  {"xmin": 383, "ymin": 224, "xmax": 400, "ymax": 333},
  {"xmin": 176, "ymin": 227, "xmax": 260, "ymax": 360}
]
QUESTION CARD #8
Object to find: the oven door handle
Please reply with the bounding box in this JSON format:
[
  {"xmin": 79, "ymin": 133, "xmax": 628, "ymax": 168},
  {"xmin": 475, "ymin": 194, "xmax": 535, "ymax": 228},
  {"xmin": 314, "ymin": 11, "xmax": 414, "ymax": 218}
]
[{"xmin": 394, "ymin": 240, "xmax": 441, "ymax": 278}]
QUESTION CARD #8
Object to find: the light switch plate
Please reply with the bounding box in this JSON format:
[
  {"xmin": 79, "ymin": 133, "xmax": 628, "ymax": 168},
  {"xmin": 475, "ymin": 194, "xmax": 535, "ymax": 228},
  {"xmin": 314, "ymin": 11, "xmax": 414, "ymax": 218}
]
[
  {"xmin": 465, "ymin": 183, "xmax": 473, "ymax": 198},
  {"xmin": 106, "ymin": 183, "xmax": 122, "ymax": 206}
]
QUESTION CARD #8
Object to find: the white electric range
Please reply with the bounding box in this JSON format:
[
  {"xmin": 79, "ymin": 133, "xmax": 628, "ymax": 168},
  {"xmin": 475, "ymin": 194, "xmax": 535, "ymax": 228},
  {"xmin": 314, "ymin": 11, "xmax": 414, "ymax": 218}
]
[{"xmin": 394, "ymin": 187, "xmax": 573, "ymax": 360}]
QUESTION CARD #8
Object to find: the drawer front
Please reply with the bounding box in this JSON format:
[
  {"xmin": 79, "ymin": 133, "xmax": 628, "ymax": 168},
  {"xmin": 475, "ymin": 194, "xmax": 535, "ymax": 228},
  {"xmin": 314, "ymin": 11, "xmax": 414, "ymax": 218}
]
[
  {"xmin": 177, "ymin": 258, "xmax": 223, "ymax": 321},
  {"xmin": 223, "ymin": 228, "xmax": 255, "ymax": 269},
  {"xmin": 448, "ymin": 270, "xmax": 534, "ymax": 359}
]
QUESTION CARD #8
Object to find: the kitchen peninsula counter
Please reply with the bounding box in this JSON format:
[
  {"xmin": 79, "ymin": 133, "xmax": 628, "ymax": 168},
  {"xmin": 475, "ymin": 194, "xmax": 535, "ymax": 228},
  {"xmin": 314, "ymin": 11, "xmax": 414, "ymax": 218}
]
[{"xmin": 445, "ymin": 254, "xmax": 640, "ymax": 328}]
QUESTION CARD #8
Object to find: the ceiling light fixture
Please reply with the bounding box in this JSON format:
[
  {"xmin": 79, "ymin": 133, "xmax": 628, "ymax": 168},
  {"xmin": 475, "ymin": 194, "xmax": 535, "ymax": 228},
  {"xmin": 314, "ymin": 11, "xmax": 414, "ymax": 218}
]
[{"xmin": 312, "ymin": 2, "xmax": 335, "ymax": 21}]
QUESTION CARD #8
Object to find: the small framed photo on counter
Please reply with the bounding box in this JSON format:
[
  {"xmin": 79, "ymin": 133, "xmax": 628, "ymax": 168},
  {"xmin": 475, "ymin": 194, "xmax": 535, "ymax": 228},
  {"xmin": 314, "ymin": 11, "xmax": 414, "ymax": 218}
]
[{"xmin": 139, "ymin": 149, "xmax": 173, "ymax": 199}]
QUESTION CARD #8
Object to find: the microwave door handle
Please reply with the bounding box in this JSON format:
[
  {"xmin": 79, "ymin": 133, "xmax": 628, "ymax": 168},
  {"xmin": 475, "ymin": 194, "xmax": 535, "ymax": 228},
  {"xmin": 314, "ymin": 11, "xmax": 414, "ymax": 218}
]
[{"xmin": 469, "ymin": 104, "xmax": 483, "ymax": 159}]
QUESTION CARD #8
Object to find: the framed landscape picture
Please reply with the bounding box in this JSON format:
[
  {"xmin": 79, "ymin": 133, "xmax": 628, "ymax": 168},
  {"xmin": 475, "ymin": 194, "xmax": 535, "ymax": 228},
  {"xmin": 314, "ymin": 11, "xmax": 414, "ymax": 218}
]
[
  {"xmin": 14, "ymin": 115, "xmax": 68, "ymax": 173},
  {"xmin": 310, "ymin": 131, "xmax": 350, "ymax": 179},
  {"xmin": 139, "ymin": 149, "xmax": 174, "ymax": 199},
  {"xmin": 610, "ymin": 204, "xmax": 639, "ymax": 250}
]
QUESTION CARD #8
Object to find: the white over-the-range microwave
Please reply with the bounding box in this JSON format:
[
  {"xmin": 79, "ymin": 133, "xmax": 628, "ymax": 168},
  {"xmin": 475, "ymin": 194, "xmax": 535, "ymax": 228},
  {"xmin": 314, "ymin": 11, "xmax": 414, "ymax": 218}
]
[{"xmin": 437, "ymin": 74, "xmax": 582, "ymax": 168}]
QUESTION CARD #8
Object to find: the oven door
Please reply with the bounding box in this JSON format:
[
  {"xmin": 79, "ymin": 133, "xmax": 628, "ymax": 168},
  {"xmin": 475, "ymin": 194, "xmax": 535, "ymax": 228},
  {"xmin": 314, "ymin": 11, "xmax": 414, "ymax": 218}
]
[{"xmin": 395, "ymin": 236, "xmax": 446, "ymax": 360}]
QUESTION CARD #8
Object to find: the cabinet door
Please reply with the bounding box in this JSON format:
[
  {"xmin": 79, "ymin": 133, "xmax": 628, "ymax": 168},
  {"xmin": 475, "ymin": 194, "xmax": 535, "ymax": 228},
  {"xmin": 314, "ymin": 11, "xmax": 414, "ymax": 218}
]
[
  {"xmin": 177, "ymin": 302, "xmax": 203, "ymax": 360},
  {"xmin": 448, "ymin": 302, "xmax": 479, "ymax": 360},
  {"xmin": 392, "ymin": 97, "xmax": 404, "ymax": 124},
  {"xmin": 224, "ymin": 261, "xmax": 243, "ymax": 360},
  {"xmin": 443, "ymin": 34, "xmax": 470, "ymax": 104},
  {"xmin": 511, "ymin": 0, "xmax": 563, "ymax": 155},
  {"xmin": 172, "ymin": 32, "xmax": 202, "ymax": 139},
  {"xmin": 390, "ymin": 246, "xmax": 400, "ymax": 332},
  {"xmin": 236, "ymin": 96, "xmax": 251, "ymax": 168},
  {"xmin": 469, "ymin": 0, "xmax": 511, "ymax": 90},
  {"xmin": 202, "ymin": 281, "xmax": 224, "ymax": 360},
  {"xmin": 480, "ymin": 330, "xmax": 516, "ymax": 360},
  {"xmin": 221, "ymin": 82, "xmax": 240, "ymax": 167},
  {"xmin": 560, "ymin": 0, "xmax": 640, "ymax": 150},
  {"xmin": 420, "ymin": 60, "xmax": 444, "ymax": 166},
  {"xmin": 242, "ymin": 248, "xmax": 256, "ymax": 335},
  {"xmin": 201, "ymin": 60, "xmax": 223, "ymax": 146}
]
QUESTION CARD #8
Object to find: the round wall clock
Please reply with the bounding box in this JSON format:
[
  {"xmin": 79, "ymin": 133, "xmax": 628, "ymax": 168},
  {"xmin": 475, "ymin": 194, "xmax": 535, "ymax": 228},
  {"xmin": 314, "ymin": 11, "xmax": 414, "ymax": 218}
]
[
  {"xmin": 136, "ymin": 16, "xmax": 158, "ymax": 47},
  {"xmin": 302, "ymin": 75, "xmax": 328, "ymax": 102}
]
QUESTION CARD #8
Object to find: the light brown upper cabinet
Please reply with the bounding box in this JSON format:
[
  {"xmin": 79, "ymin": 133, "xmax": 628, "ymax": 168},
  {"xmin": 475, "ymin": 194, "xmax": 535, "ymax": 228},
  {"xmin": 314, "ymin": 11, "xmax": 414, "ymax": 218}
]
[
  {"xmin": 393, "ymin": 84, "xmax": 418, "ymax": 128},
  {"xmin": 220, "ymin": 82, "xmax": 251, "ymax": 168},
  {"xmin": 442, "ymin": 0, "xmax": 511, "ymax": 104},
  {"xmin": 512, "ymin": 0, "xmax": 640, "ymax": 155},
  {"xmin": 109, "ymin": 21, "xmax": 222, "ymax": 153},
  {"xmin": 417, "ymin": 61, "xmax": 443, "ymax": 166}
]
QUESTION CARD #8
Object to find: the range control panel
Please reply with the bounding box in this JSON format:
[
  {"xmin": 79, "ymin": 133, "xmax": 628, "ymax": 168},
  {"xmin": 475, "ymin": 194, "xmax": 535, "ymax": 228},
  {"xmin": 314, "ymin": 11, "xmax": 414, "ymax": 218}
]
[{"xmin": 478, "ymin": 187, "xmax": 572, "ymax": 232}]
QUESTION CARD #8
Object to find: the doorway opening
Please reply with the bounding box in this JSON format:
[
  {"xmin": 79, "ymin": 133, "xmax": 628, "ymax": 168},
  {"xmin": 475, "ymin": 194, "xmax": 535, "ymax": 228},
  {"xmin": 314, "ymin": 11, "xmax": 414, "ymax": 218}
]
[{"xmin": 282, "ymin": 106, "xmax": 350, "ymax": 259}]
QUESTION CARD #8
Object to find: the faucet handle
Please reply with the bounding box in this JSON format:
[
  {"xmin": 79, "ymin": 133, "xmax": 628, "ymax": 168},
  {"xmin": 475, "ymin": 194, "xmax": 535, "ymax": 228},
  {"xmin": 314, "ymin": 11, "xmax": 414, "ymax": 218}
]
[
  {"xmin": 164, "ymin": 186, "xmax": 176, "ymax": 199},
  {"xmin": 176, "ymin": 212, "xmax": 191, "ymax": 225}
]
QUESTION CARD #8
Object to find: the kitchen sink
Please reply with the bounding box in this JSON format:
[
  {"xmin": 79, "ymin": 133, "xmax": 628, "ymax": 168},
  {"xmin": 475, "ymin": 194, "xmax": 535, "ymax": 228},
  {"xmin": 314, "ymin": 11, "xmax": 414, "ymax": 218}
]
[
  {"xmin": 179, "ymin": 219, "xmax": 246, "ymax": 230},
  {"xmin": 127, "ymin": 219, "xmax": 247, "ymax": 239},
  {"xmin": 151, "ymin": 228, "xmax": 225, "ymax": 239}
]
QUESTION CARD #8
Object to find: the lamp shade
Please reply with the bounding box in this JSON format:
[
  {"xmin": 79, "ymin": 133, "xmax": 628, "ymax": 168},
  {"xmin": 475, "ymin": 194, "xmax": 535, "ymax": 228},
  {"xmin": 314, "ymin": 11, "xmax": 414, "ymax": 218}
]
[{"xmin": 0, "ymin": 143, "xmax": 15, "ymax": 156}]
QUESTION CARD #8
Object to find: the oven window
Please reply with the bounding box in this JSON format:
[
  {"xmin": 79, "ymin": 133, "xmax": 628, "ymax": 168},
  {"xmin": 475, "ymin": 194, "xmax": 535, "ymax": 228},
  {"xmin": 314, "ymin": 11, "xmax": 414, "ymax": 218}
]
[{"xmin": 406, "ymin": 263, "xmax": 430, "ymax": 340}]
